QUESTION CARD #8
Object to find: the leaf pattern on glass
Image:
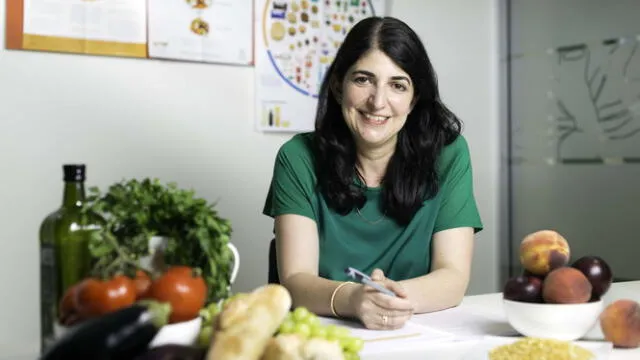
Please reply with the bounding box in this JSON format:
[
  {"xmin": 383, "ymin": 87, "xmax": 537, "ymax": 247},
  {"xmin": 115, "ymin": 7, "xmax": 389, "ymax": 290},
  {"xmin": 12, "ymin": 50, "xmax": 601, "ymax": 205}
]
[{"xmin": 551, "ymin": 38, "xmax": 640, "ymax": 161}]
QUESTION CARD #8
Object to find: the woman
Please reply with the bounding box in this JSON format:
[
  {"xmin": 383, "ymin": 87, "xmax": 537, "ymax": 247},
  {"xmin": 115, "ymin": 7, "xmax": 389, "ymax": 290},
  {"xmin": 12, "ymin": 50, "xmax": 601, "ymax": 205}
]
[{"xmin": 262, "ymin": 16, "xmax": 483, "ymax": 330}]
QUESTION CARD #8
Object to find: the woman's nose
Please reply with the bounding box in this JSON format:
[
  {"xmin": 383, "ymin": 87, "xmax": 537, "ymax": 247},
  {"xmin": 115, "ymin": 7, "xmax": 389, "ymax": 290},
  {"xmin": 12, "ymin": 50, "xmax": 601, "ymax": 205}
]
[{"xmin": 368, "ymin": 86, "xmax": 386, "ymax": 109}]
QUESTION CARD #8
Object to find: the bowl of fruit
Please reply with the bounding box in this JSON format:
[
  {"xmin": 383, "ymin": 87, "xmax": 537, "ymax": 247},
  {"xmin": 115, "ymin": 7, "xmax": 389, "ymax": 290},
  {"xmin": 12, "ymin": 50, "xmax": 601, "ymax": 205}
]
[{"xmin": 502, "ymin": 230, "xmax": 614, "ymax": 341}]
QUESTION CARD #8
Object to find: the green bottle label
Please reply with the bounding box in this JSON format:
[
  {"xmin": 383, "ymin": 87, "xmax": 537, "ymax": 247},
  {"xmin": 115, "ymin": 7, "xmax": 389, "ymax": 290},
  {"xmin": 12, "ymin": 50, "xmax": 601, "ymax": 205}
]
[{"xmin": 40, "ymin": 243, "xmax": 57, "ymax": 350}]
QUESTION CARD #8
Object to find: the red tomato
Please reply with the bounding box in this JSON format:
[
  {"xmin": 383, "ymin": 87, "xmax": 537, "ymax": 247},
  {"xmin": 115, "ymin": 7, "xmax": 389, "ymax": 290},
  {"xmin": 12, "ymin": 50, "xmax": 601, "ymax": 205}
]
[
  {"xmin": 134, "ymin": 270, "xmax": 152, "ymax": 299},
  {"xmin": 147, "ymin": 266, "xmax": 207, "ymax": 323},
  {"xmin": 58, "ymin": 283, "xmax": 83, "ymax": 326},
  {"xmin": 74, "ymin": 275, "xmax": 137, "ymax": 318}
]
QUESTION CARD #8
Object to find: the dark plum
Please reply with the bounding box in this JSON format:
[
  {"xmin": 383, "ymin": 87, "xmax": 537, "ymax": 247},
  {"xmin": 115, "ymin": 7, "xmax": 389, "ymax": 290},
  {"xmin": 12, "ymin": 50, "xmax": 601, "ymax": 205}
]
[
  {"xmin": 572, "ymin": 255, "xmax": 613, "ymax": 300},
  {"xmin": 503, "ymin": 275, "xmax": 544, "ymax": 303},
  {"xmin": 522, "ymin": 269, "xmax": 546, "ymax": 281},
  {"xmin": 134, "ymin": 345, "xmax": 206, "ymax": 360}
]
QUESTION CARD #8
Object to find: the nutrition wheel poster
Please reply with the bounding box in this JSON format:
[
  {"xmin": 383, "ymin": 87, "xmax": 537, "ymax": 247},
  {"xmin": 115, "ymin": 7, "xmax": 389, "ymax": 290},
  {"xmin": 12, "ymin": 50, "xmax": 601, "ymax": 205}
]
[{"xmin": 254, "ymin": 0, "xmax": 387, "ymax": 133}]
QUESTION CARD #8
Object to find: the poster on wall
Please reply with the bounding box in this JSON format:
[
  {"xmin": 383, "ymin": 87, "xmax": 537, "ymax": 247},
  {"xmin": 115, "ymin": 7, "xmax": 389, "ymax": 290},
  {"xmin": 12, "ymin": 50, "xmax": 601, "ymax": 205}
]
[
  {"xmin": 147, "ymin": 0, "xmax": 254, "ymax": 65},
  {"xmin": 254, "ymin": 0, "xmax": 387, "ymax": 133},
  {"xmin": 8, "ymin": 0, "xmax": 148, "ymax": 58},
  {"xmin": 5, "ymin": 0, "xmax": 255, "ymax": 66}
]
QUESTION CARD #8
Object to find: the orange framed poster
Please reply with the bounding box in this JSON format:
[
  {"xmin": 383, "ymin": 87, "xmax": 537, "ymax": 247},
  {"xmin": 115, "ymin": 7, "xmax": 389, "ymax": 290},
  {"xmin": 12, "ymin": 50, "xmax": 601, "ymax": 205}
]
[{"xmin": 6, "ymin": 0, "xmax": 148, "ymax": 58}]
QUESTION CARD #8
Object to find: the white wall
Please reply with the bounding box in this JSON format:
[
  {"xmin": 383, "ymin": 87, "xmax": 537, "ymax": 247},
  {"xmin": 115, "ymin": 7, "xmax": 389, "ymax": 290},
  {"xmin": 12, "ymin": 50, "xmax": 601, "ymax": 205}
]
[
  {"xmin": 0, "ymin": 0, "xmax": 500, "ymax": 354},
  {"xmin": 393, "ymin": 0, "xmax": 502, "ymax": 297}
]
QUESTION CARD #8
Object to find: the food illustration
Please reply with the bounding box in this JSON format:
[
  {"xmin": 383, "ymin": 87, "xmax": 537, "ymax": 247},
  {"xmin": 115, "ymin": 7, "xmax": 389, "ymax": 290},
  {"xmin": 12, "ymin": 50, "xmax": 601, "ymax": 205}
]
[
  {"xmin": 262, "ymin": 0, "xmax": 380, "ymax": 97},
  {"xmin": 190, "ymin": 18, "xmax": 209, "ymax": 36},
  {"xmin": 271, "ymin": 21, "xmax": 286, "ymax": 41},
  {"xmin": 185, "ymin": 0, "xmax": 212, "ymax": 9}
]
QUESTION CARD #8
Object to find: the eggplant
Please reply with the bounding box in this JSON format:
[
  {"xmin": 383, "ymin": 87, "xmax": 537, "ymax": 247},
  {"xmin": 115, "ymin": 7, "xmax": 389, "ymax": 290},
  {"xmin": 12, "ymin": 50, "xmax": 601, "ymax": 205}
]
[
  {"xmin": 40, "ymin": 301, "xmax": 171, "ymax": 360},
  {"xmin": 134, "ymin": 345, "xmax": 207, "ymax": 360}
]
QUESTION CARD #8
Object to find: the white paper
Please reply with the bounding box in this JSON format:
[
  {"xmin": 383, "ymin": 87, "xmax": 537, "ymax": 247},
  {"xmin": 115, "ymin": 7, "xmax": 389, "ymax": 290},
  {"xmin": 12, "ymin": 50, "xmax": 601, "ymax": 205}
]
[
  {"xmin": 254, "ymin": 0, "xmax": 388, "ymax": 132},
  {"xmin": 410, "ymin": 306, "xmax": 520, "ymax": 339},
  {"xmin": 147, "ymin": 0, "xmax": 253, "ymax": 65},
  {"xmin": 23, "ymin": 0, "xmax": 146, "ymax": 43},
  {"xmin": 318, "ymin": 316, "xmax": 455, "ymax": 355}
]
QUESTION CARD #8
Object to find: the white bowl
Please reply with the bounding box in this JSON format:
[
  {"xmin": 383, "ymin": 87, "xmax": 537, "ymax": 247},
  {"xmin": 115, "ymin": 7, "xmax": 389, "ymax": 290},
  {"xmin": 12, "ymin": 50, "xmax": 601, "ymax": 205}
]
[{"xmin": 502, "ymin": 299, "xmax": 604, "ymax": 341}]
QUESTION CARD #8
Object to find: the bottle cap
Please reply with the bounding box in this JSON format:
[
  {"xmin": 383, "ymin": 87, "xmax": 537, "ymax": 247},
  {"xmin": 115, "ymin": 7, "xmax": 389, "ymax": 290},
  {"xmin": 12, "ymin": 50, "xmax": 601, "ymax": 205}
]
[{"xmin": 63, "ymin": 164, "xmax": 86, "ymax": 182}]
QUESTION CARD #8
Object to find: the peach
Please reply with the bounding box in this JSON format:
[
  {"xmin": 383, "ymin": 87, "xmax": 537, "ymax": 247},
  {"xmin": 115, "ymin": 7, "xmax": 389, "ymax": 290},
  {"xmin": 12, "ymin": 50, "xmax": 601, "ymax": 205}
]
[
  {"xmin": 519, "ymin": 230, "xmax": 570, "ymax": 276},
  {"xmin": 542, "ymin": 267, "xmax": 592, "ymax": 304},
  {"xmin": 600, "ymin": 299, "xmax": 640, "ymax": 348}
]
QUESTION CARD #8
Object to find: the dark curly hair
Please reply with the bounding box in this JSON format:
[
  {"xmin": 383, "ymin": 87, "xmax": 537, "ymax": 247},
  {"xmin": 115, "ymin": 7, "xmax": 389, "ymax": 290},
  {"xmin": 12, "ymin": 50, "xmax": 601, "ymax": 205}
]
[{"xmin": 313, "ymin": 16, "xmax": 463, "ymax": 226}]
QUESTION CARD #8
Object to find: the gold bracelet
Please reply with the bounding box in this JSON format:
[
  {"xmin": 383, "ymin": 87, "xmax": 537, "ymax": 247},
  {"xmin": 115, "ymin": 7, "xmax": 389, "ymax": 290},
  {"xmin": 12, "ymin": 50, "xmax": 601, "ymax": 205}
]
[{"xmin": 330, "ymin": 281, "xmax": 355, "ymax": 317}]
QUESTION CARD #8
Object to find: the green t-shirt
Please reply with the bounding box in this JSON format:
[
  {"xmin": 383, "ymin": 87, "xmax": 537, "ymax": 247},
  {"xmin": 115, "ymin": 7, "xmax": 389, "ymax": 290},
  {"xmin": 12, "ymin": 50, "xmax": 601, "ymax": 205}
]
[{"xmin": 263, "ymin": 132, "xmax": 483, "ymax": 282}]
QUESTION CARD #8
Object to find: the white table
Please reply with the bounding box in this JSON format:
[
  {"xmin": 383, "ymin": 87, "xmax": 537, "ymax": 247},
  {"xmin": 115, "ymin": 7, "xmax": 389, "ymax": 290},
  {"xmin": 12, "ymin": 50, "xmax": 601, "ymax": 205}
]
[
  {"xmin": 363, "ymin": 281, "xmax": 640, "ymax": 360},
  {"xmin": 5, "ymin": 282, "xmax": 639, "ymax": 359}
]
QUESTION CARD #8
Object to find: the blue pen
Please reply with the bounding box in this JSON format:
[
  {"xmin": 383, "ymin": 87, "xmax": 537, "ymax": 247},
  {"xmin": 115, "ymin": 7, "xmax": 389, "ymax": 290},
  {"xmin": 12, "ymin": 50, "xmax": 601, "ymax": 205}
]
[{"xmin": 345, "ymin": 267, "xmax": 397, "ymax": 298}]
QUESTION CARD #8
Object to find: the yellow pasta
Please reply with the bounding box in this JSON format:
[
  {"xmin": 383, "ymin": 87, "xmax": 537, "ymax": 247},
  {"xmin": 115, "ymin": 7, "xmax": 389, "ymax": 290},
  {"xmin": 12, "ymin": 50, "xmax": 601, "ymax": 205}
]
[{"xmin": 489, "ymin": 337, "xmax": 595, "ymax": 360}]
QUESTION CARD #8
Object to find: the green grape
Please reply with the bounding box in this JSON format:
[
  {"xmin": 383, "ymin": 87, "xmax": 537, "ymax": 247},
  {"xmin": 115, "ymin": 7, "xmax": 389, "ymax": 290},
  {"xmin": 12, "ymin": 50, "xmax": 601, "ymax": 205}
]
[
  {"xmin": 199, "ymin": 308, "xmax": 213, "ymax": 326},
  {"xmin": 343, "ymin": 351, "xmax": 361, "ymax": 360},
  {"xmin": 310, "ymin": 323, "xmax": 327, "ymax": 339},
  {"xmin": 278, "ymin": 318, "xmax": 295, "ymax": 334},
  {"xmin": 293, "ymin": 322, "xmax": 312, "ymax": 338},
  {"xmin": 292, "ymin": 306, "xmax": 311, "ymax": 322},
  {"xmin": 222, "ymin": 292, "xmax": 249, "ymax": 308},
  {"xmin": 306, "ymin": 314, "xmax": 321, "ymax": 327},
  {"xmin": 207, "ymin": 302, "xmax": 221, "ymax": 315},
  {"xmin": 326, "ymin": 324, "xmax": 350, "ymax": 340},
  {"xmin": 324, "ymin": 324, "xmax": 339, "ymax": 337},
  {"xmin": 325, "ymin": 332, "xmax": 339, "ymax": 343},
  {"xmin": 341, "ymin": 336, "xmax": 364, "ymax": 353},
  {"xmin": 196, "ymin": 326, "xmax": 212, "ymax": 348}
]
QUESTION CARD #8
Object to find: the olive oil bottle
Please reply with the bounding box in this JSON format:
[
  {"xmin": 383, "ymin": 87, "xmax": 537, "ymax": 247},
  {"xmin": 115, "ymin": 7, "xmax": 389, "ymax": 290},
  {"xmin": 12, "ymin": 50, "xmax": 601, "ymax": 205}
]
[{"xmin": 39, "ymin": 164, "xmax": 102, "ymax": 352}]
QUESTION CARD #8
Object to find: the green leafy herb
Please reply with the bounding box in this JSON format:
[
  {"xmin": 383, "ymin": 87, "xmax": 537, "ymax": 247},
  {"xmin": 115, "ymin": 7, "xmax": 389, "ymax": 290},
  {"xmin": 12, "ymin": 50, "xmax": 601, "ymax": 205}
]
[{"xmin": 81, "ymin": 178, "xmax": 233, "ymax": 302}]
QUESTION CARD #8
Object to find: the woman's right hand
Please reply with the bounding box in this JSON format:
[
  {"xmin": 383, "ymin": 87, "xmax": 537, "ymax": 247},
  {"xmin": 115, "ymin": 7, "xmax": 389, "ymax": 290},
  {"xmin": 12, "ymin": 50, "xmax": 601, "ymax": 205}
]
[{"xmin": 349, "ymin": 269, "xmax": 414, "ymax": 330}]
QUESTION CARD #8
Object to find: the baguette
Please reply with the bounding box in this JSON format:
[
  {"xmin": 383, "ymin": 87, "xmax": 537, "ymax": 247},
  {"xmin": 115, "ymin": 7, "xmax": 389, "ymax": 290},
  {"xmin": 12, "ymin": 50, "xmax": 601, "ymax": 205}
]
[
  {"xmin": 261, "ymin": 334, "xmax": 345, "ymax": 360},
  {"xmin": 206, "ymin": 284, "xmax": 292, "ymax": 360}
]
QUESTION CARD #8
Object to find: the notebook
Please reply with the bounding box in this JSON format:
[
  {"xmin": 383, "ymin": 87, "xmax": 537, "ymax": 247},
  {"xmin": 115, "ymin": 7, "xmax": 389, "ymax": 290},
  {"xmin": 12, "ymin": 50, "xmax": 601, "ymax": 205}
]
[{"xmin": 318, "ymin": 316, "xmax": 455, "ymax": 355}]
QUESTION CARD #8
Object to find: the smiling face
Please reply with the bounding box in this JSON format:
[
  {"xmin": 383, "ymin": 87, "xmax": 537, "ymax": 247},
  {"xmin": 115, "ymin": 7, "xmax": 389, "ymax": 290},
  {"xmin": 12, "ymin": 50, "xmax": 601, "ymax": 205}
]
[{"xmin": 335, "ymin": 48, "xmax": 415, "ymax": 150}]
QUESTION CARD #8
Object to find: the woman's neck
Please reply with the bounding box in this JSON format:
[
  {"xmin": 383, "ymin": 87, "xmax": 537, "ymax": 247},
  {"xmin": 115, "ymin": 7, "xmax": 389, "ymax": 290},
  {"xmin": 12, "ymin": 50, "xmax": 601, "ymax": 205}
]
[{"xmin": 355, "ymin": 141, "xmax": 396, "ymax": 188}]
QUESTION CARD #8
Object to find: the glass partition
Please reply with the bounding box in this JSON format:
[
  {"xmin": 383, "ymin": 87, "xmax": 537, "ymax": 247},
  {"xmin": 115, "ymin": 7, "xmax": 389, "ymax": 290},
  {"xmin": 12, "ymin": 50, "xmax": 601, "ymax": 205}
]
[{"xmin": 506, "ymin": 0, "xmax": 640, "ymax": 281}]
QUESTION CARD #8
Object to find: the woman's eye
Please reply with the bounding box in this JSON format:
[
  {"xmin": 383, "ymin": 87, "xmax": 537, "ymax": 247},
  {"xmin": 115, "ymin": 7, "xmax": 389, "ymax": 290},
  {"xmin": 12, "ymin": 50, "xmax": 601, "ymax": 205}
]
[
  {"xmin": 392, "ymin": 83, "xmax": 407, "ymax": 91},
  {"xmin": 353, "ymin": 76, "xmax": 369, "ymax": 84}
]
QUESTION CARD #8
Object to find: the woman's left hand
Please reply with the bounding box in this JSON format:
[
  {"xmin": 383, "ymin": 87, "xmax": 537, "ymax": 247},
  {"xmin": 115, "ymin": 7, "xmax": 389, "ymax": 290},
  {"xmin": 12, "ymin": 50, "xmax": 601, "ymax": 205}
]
[{"xmin": 350, "ymin": 269, "xmax": 414, "ymax": 330}]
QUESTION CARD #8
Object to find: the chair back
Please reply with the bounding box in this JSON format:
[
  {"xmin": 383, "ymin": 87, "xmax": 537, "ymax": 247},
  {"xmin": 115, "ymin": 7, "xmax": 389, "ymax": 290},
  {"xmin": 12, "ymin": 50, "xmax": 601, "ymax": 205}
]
[{"xmin": 268, "ymin": 238, "xmax": 280, "ymax": 284}]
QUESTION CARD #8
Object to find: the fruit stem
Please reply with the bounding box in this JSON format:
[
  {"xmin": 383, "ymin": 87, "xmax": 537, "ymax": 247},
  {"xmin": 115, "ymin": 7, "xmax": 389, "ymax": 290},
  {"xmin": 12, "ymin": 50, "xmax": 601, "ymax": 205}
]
[{"xmin": 141, "ymin": 300, "xmax": 172, "ymax": 329}]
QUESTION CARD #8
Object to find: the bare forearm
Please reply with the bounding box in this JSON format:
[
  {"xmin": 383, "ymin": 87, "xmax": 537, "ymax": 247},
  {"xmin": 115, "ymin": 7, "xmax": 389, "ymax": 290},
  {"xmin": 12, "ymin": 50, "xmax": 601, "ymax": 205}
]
[
  {"xmin": 282, "ymin": 273, "xmax": 359, "ymax": 318},
  {"xmin": 398, "ymin": 268, "xmax": 469, "ymax": 314}
]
